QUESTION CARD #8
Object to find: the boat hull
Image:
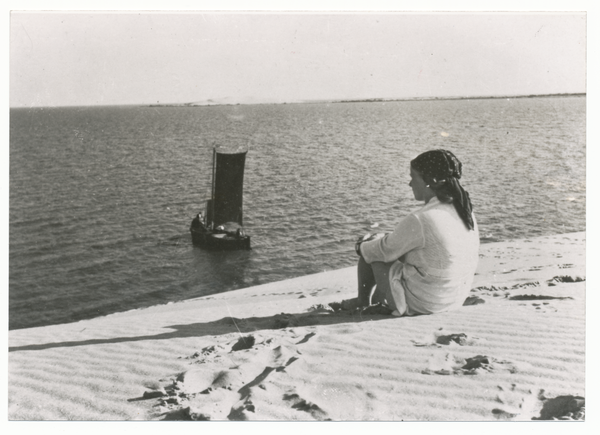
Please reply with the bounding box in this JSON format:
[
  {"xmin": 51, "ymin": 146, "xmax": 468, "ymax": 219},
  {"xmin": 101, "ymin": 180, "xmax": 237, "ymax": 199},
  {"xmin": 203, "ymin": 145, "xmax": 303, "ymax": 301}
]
[{"xmin": 190, "ymin": 217, "xmax": 251, "ymax": 250}]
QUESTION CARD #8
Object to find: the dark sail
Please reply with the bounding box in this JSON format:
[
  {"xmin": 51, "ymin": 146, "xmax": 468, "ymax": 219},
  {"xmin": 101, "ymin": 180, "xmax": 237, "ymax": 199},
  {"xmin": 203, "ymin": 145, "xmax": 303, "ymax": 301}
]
[{"xmin": 208, "ymin": 150, "xmax": 247, "ymax": 228}]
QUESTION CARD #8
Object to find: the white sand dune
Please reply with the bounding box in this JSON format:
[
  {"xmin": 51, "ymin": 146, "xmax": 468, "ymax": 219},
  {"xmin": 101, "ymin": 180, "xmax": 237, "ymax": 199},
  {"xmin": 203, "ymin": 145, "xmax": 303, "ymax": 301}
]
[{"xmin": 8, "ymin": 232, "xmax": 585, "ymax": 421}]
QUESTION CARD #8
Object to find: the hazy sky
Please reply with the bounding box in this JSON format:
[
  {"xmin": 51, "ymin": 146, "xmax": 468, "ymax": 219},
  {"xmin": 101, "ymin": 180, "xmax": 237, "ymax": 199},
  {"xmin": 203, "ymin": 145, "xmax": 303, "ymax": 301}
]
[{"xmin": 10, "ymin": 11, "xmax": 586, "ymax": 107}]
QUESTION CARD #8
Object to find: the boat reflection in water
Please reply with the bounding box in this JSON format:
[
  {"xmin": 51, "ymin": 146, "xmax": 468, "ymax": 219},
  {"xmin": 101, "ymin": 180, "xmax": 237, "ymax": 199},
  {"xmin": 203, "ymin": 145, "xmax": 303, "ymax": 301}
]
[{"xmin": 190, "ymin": 146, "xmax": 251, "ymax": 250}]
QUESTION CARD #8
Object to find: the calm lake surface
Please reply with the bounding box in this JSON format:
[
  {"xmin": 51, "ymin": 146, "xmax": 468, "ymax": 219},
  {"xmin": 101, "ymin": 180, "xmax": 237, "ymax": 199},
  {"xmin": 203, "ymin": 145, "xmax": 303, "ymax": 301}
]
[{"xmin": 9, "ymin": 96, "xmax": 586, "ymax": 329}]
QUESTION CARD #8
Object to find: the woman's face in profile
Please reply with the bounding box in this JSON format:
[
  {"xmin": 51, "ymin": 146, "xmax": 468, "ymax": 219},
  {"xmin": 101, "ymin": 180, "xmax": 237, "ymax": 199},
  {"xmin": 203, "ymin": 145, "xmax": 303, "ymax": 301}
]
[{"xmin": 409, "ymin": 167, "xmax": 429, "ymax": 201}]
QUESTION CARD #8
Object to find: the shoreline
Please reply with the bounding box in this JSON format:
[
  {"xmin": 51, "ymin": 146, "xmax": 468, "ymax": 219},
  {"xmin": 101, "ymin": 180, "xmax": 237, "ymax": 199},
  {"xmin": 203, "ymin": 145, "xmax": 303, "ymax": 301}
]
[
  {"xmin": 8, "ymin": 227, "xmax": 586, "ymax": 332},
  {"xmin": 9, "ymin": 231, "xmax": 585, "ymax": 421}
]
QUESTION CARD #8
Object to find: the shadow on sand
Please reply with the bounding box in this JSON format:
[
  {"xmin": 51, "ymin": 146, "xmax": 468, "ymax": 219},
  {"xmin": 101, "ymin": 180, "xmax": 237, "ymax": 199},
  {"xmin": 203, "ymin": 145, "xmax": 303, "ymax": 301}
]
[{"xmin": 9, "ymin": 308, "xmax": 405, "ymax": 353}]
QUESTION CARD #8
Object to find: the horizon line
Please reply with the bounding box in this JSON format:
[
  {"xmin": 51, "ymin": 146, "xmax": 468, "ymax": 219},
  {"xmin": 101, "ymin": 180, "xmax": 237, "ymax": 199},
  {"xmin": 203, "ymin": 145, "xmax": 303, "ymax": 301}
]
[{"xmin": 10, "ymin": 92, "xmax": 586, "ymax": 110}]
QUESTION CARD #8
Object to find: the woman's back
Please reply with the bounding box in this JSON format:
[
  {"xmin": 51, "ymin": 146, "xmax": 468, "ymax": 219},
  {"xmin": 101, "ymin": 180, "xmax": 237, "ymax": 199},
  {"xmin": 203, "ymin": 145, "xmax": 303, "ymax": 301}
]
[
  {"xmin": 399, "ymin": 198, "xmax": 479, "ymax": 314},
  {"xmin": 408, "ymin": 198, "xmax": 479, "ymax": 275}
]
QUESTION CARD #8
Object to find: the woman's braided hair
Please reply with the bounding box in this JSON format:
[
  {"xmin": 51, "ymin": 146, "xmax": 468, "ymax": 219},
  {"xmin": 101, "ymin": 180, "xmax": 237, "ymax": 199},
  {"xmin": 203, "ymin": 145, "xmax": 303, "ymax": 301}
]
[{"xmin": 411, "ymin": 149, "xmax": 474, "ymax": 230}]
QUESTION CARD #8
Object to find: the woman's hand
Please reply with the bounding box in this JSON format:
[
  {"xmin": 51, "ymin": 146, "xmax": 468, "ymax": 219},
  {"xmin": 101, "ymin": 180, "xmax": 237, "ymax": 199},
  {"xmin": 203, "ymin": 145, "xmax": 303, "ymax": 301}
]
[
  {"xmin": 363, "ymin": 232, "xmax": 386, "ymax": 242},
  {"xmin": 355, "ymin": 233, "xmax": 386, "ymax": 256}
]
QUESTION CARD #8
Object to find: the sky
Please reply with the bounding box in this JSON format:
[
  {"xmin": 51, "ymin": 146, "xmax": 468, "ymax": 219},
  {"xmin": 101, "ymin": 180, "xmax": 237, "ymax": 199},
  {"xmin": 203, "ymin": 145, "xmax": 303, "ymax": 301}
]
[{"xmin": 9, "ymin": 8, "xmax": 587, "ymax": 107}]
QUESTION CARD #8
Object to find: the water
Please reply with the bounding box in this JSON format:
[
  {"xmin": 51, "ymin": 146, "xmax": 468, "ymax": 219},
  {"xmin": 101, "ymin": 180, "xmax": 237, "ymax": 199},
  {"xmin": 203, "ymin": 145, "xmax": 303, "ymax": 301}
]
[{"xmin": 9, "ymin": 96, "xmax": 586, "ymax": 330}]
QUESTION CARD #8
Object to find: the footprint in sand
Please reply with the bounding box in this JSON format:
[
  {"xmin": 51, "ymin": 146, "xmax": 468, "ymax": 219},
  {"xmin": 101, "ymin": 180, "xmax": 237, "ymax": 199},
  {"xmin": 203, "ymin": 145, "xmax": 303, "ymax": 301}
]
[
  {"xmin": 296, "ymin": 331, "xmax": 317, "ymax": 344},
  {"xmin": 492, "ymin": 384, "xmax": 585, "ymax": 421},
  {"xmin": 547, "ymin": 275, "xmax": 585, "ymax": 286},
  {"xmin": 143, "ymin": 328, "xmax": 325, "ymax": 420},
  {"xmin": 309, "ymin": 288, "xmax": 326, "ymax": 297},
  {"xmin": 535, "ymin": 394, "xmax": 585, "ymax": 420},
  {"xmin": 509, "ymin": 294, "xmax": 573, "ymax": 301},
  {"xmin": 436, "ymin": 333, "xmax": 469, "ymax": 346},
  {"xmin": 180, "ymin": 344, "xmax": 227, "ymax": 364},
  {"xmin": 231, "ymin": 335, "xmax": 256, "ymax": 352},
  {"xmin": 463, "ymin": 296, "xmax": 485, "ymax": 306},
  {"xmin": 412, "ymin": 330, "xmax": 478, "ymax": 348},
  {"xmin": 176, "ymin": 367, "xmax": 243, "ymax": 395},
  {"xmin": 473, "ymin": 282, "xmax": 539, "ymax": 293},
  {"xmin": 512, "ymin": 281, "xmax": 541, "ymax": 289},
  {"xmin": 422, "ymin": 354, "xmax": 526, "ymax": 376},
  {"xmin": 514, "ymin": 301, "xmax": 559, "ymax": 313},
  {"xmin": 492, "ymin": 384, "xmax": 538, "ymax": 421},
  {"xmin": 154, "ymin": 356, "xmax": 296, "ymax": 419},
  {"xmin": 283, "ymin": 391, "xmax": 330, "ymax": 421},
  {"xmin": 226, "ymin": 396, "xmax": 256, "ymax": 420}
]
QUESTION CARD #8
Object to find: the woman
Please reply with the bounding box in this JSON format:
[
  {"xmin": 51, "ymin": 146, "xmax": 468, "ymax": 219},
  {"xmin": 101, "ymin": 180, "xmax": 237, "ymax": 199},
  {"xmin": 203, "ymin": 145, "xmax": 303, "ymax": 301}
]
[{"xmin": 347, "ymin": 149, "xmax": 479, "ymax": 316}]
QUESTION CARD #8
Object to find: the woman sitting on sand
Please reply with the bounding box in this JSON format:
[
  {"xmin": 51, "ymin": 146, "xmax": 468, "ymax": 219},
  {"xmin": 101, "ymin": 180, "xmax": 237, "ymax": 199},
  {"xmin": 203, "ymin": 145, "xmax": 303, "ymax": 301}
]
[{"xmin": 347, "ymin": 149, "xmax": 480, "ymax": 316}]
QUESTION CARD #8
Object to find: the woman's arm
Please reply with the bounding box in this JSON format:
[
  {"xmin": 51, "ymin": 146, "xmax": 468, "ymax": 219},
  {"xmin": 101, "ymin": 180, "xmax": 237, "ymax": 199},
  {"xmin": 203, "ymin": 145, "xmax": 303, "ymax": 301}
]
[{"xmin": 359, "ymin": 214, "xmax": 424, "ymax": 264}]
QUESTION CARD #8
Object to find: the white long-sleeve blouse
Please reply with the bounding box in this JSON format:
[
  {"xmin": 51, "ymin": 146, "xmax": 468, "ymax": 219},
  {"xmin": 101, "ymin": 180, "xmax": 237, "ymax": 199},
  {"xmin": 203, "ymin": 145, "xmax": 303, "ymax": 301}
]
[{"xmin": 359, "ymin": 197, "xmax": 480, "ymax": 316}]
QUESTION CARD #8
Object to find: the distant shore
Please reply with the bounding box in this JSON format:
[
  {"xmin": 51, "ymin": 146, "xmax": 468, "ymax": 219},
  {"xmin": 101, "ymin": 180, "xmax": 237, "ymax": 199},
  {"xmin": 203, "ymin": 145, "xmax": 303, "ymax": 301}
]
[
  {"xmin": 148, "ymin": 92, "xmax": 586, "ymax": 108},
  {"xmin": 10, "ymin": 93, "xmax": 585, "ymax": 110}
]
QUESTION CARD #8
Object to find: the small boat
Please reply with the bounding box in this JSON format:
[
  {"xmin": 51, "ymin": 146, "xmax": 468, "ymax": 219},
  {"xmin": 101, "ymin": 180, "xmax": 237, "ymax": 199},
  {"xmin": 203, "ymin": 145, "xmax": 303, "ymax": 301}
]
[{"xmin": 190, "ymin": 147, "xmax": 251, "ymax": 250}]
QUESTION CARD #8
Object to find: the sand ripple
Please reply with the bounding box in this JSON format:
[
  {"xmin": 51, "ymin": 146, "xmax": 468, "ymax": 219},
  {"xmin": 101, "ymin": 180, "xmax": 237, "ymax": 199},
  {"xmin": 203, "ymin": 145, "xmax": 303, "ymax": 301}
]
[{"xmin": 9, "ymin": 232, "xmax": 585, "ymax": 421}]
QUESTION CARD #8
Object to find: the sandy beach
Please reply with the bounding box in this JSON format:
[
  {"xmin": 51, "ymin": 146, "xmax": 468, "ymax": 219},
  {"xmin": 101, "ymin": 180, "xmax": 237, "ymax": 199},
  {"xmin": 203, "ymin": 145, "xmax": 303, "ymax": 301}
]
[{"xmin": 8, "ymin": 232, "xmax": 586, "ymax": 422}]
